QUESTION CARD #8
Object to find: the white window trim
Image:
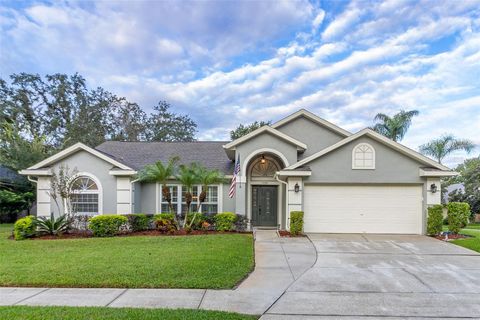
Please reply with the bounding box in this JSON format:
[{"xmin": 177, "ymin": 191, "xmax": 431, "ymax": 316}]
[
  {"xmin": 352, "ymin": 143, "xmax": 375, "ymax": 170},
  {"xmin": 70, "ymin": 172, "xmax": 103, "ymax": 215},
  {"xmin": 157, "ymin": 183, "xmax": 222, "ymax": 214}
]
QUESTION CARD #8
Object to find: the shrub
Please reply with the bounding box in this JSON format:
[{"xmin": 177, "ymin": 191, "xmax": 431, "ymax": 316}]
[
  {"xmin": 447, "ymin": 202, "xmax": 471, "ymax": 234},
  {"xmin": 427, "ymin": 205, "xmax": 443, "ymax": 235},
  {"xmin": 36, "ymin": 213, "xmax": 70, "ymax": 236},
  {"xmin": 154, "ymin": 213, "xmax": 177, "ymax": 233},
  {"xmin": 186, "ymin": 213, "xmax": 206, "ymax": 230},
  {"xmin": 127, "ymin": 214, "xmax": 151, "ymax": 232},
  {"xmin": 89, "ymin": 215, "xmax": 128, "ymax": 237},
  {"xmin": 235, "ymin": 214, "xmax": 248, "ymax": 231},
  {"xmin": 290, "ymin": 211, "xmax": 304, "ymax": 236},
  {"xmin": 14, "ymin": 215, "xmax": 37, "ymax": 240},
  {"xmin": 214, "ymin": 212, "xmax": 237, "ymax": 231}
]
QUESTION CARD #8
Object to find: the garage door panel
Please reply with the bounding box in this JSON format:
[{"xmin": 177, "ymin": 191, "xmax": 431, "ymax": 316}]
[{"xmin": 304, "ymin": 185, "xmax": 423, "ymax": 234}]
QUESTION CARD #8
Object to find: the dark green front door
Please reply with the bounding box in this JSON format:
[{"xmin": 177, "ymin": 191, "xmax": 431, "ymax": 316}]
[{"xmin": 252, "ymin": 186, "xmax": 278, "ymax": 227}]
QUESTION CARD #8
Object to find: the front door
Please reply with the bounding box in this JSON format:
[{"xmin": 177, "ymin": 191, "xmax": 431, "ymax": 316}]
[{"xmin": 252, "ymin": 186, "xmax": 278, "ymax": 227}]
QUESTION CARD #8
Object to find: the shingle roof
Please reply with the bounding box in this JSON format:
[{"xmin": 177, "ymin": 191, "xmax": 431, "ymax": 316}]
[
  {"xmin": 0, "ymin": 165, "xmax": 27, "ymax": 185},
  {"xmin": 95, "ymin": 141, "xmax": 234, "ymax": 174}
]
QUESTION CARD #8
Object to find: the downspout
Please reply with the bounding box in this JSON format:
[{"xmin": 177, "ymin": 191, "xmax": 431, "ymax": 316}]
[
  {"xmin": 27, "ymin": 176, "xmax": 38, "ymax": 184},
  {"xmin": 275, "ymin": 172, "xmax": 288, "ymax": 230}
]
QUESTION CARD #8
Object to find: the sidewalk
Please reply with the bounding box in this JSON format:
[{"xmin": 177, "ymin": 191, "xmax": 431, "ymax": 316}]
[{"xmin": 0, "ymin": 229, "xmax": 317, "ymax": 315}]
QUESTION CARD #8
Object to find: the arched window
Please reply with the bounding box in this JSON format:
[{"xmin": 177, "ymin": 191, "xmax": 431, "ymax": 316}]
[
  {"xmin": 251, "ymin": 158, "xmax": 280, "ymax": 178},
  {"xmin": 70, "ymin": 175, "xmax": 101, "ymax": 215},
  {"xmin": 352, "ymin": 143, "xmax": 375, "ymax": 169}
]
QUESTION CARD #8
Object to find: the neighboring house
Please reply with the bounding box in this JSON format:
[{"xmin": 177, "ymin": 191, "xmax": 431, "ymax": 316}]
[{"xmin": 20, "ymin": 109, "xmax": 456, "ymax": 234}]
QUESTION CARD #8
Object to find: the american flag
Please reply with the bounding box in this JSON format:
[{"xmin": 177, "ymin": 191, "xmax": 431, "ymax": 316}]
[{"xmin": 228, "ymin": 154, "xmax": 240, "ymax": 198}]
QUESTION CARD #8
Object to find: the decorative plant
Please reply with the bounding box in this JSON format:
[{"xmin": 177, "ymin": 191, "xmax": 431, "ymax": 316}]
[
  {"xmin": 290, "ymin": 211, "xmax": 304, "ymax": 236},
  {"xmin": 447, "ymin": 202, "xmax": 470, "ymax": 234},
  {"xmin": 137, "ymin": 156, "xmax": 179, "ymax": 225},
  {"xmin": 426, "ymin": 205, "xmax": 443, "ymax": 236},
  {"xmin": 189, "ymin": 165, "xmax": 223, "ymax": 229},
  {"xmin": 36, "ymin": 213, "xmax": 70, "ymax": 236},
  {"xmin": 13, "ymin": 216, "xmax": 37, "ymax": 240},
  {"xmin": 89, "ymin": 214, "xmax": 127, "ymax": 237},
  {"xmin": 176, "ymin": 163, "xmax": 199, "ymax": 228},
  {"xmin": 48, "ymin": 165, "xmax": 78, "ymax": 218},
  {"xmin": 214, "ymin": 212, "xmax": 237, "ymax": 231}
]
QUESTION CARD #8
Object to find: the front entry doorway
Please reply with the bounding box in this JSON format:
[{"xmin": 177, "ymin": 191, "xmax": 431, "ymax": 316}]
[{"xmin": 252, "ymin": 185, "xmax": 278, "ymax": 227}]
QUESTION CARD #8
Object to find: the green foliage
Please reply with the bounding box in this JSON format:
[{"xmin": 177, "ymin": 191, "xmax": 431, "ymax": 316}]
[
  {"xmin": 88, "ymin": 215, "xmax": 127, "ymax": 237},
  {"xmin": 447, "ymin": 202, "xmax": 471, "ymax": 234},
  {"xmin": 186, "ymin": 213, "xmax": 207, "ymax": 230},
  {"xmin": 419, "ymin": 134, "xmax": 475, "ymax": 164},
  {"xmin": 230, "ymin": 121, "xmax": 271, "ymax": 140},
  {"xmin": 0, "ymin": 190, "xmax": 34, "ymax": 223},
  {"xmin": 13, "ymin": 216, "xmax": 36, "ymax": 240},
  {"xmin": 214, "ymin": 212, "xmax": 237, "ymax": 231},
  {"xmin": 148, "ymin": 101, "xmax": 197, "ymax": 142},
  {"xmin": 444, "ymin": 157, "xmax": 480, "ymax": 214},
  {"xmin": 126, "ymin": 214, "xmax": 151, "ymax": 232},
  {"xmin": 290, "ymin": 211, "xmax": 304, "ymax": 236},
  {"xmin": 36, "ymin": 213, "xmax": 70, "ymax": 236},
  {"xmin": 371, "ymin": 109, "xmax": 419, "ymax": 142},
  {"xmin": 154, "ymin": 213, "xmax": 177, "ymax": 233},
  {"xmin": 426, "ymin": 205, "xmax": 444, "ymax": 235},
  {"xmin": 176, "ymin": 164, "xmax": 200, "ymax": 228}
]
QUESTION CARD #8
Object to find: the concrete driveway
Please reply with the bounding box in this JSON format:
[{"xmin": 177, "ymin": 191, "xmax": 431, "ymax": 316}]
[{"xmin": 263, "ymin": 234, "xmax": 480, "ymax": 319}]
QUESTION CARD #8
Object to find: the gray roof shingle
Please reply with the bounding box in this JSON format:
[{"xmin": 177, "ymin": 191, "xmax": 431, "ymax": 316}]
[{"xmin": 95, "ymin": 141, "xmax": 234, "ymax": 174}]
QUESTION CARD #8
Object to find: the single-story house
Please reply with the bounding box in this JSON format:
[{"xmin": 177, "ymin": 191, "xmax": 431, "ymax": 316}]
[{"xmin": 20, "ymin": 109, "xmax": 457, "ymax": 234}]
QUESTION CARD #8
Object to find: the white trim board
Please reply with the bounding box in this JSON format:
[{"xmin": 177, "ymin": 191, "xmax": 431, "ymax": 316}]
[
  {"xmin": 271, "ymin": 109, "xmax": 351, "ymax": 137},
  {"xmin": 27, "ymin": 142, "xmax": 132, "ymax": 171},
  {"xmin": 286, "ymin": 128, "xmax": 453, "ymax": 172},
  {"xmin": 223, "ymin": 126, "xmax": 307, "ymax": 150}
]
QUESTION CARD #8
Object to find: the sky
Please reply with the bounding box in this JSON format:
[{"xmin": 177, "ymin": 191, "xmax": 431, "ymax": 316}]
[{"xmin": 1, "ymin": 0, "xmax": 479, "ymax": 168}]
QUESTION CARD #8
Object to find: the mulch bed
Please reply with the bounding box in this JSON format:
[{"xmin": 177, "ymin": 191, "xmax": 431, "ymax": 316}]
[
  {"xmin": 278, "ymin": 230, "xmax": 306, "ymax": 237},
  {"xmin": 9, "ymin": 230, "xmax": 252, "ymax": 240},
  {"xmin": 434, "ymin": 233, "xmax": 473, "ymax": 241}
]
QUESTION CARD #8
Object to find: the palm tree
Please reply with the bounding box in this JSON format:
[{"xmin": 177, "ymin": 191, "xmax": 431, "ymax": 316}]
[
  {"xmin": 176, "ymin": 163, "xmax": 199, "ymax": 228},
  {"xmin": 137, "ymin": 156, "xmax": 179, "ymax": 220},
  {"xmin": 419, "ymin": 134, "xmax": 475, "ymax": 164},
  {"xmin": 372, "ymin": 109, "xmax": 419, "ymax": 142},
  {"xmin": 189, "ymin": 166, "xmax": 224, "ymax": 228}
]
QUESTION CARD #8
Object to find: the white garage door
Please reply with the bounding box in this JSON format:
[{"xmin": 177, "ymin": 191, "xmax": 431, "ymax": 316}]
[{"xmin": 303, "ymin": 185, "xmax": 423, "ymax": 234}]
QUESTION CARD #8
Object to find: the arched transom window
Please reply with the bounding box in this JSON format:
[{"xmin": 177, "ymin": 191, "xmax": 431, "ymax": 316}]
[
  {"xmin": 352, "ymin": 143, "xmax": 375, "ymax": 169},
  {"xmin": 71, "ymin": 176, "xmax": 100, "ymax": 214},
  {"xmin": 251, "ymin": 158, "xmax": 280, "ymax": 178}
]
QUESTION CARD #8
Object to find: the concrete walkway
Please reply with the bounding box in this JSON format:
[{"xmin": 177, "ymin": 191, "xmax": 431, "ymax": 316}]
[{"xmin": 0, "ymin": 229, "xmax": 317, "ymax": 315}]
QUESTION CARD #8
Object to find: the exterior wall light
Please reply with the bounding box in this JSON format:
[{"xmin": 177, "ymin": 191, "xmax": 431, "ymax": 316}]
[
  {"xmin": 430, "ymin": 184, "xmax": 437, "ymax": 193},
  {"xmin": 294, "ymin": 183, "xmax": 300, "ymax": 193},
  {"xmin": 260, "ymin": 155, "xmax": 266, "ymax": 164}
]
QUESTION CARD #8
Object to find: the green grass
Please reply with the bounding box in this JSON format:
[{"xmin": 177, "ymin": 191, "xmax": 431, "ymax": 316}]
[
  {"xmin": 466, "ymin": 223, "xmax": 480, "ymax": 230},
  {"xmin": 0, "ymin": 224, "xmax": 254, "ymax": 288},
  {"xmin": 0, "ymin": 306, "xmax": 257, "ymax": 320},
  {"xmin": 451, "ymin": 228, "xmax": 480, "ymax": 253}
]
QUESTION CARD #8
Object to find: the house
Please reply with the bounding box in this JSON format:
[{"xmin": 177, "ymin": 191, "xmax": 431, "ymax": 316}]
[{"xmin": 19, "ymin": 109, "xmax": 456, "ymax": 234}]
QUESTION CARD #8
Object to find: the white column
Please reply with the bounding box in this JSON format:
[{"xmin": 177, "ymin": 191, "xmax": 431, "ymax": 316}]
[
  {"xmin": 36, "ymin": 177, "xmax": 51, "ymax": 217},
  {"xmin": 116, "ymin": 177, "xmax": 132, "ymax": 214},
  {"xmin": 286, "ymin": 177, "xmax": 303, "ymax": 230}
]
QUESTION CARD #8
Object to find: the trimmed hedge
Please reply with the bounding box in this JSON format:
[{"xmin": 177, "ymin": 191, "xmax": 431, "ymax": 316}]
[
  {"xmin": 126, "ymin": 214, "xmax": 151, "ymax": 232},
  {"xmin": 89, "ymin": 215, "xmax": 128, "ymax": 237},
  {"xmin": 290, "ymin": 211, "xmax": 304, "ymax": 236},
  {"xmin": 447, "ymin": 202, "xmax": 470, "ymax": 234},
  {"xmin": 214, "ymin": 212, "xmax": 237, "ymax": 231},
  {"xmin": 427, "ymin": 205, "xmax": 443, "ymax": 235},
  {"xmin": 13, "ymin": 216, "xmax": 37, "ymax": 240}
]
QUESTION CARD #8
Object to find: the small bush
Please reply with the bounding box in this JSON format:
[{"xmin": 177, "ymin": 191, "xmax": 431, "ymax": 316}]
[
  {"xmin": 214, "ymin": 212, "xmax": 237, "ymax": 231},
  {"xmin": 447, "ymin": 202, "xmax": 471, "ymax": 234},
  {"xmin": 127, "ymin": 214, "xmax": 151, "ymax": 232},
  {"xmin": 290, "ymin": 211, "xmax": 304, "ymax": 236},
  {"xmin": 14, "ymin": 215, "xmax": 37, "ymax": 240},
  {"xmin": 36, "ymin": 213, "xmax": 70, "ymax": 236},
  {"xmin": 154, "ymin": 213, "xmax": 177, "ymax": 233},
  {"xmin": 186, "ymin": 213, "xmax": 206, "ymax": 230},
  {"xmin": 89, "ymin": 215, "xmax": 128, "ymax": 237},
  {"xmin": 427, "ymin": 205, "xmax": 443, "ymax": 235},
  {"xmin": 235, "ymin": 214, "xmax": 248, "ymax": 231}
]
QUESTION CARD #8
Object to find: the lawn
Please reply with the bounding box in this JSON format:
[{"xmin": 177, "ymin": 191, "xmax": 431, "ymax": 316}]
[
  {"xmin": 442, "ymin": 224, "xmax": 480, "ymax": 253},
  {"xmin": 0, "ymin": 224, "xmax": 254, "ymax": 288},
  {"xmin": 0, "ymin": 306, "xmax": 257, "ymax": 320}
]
